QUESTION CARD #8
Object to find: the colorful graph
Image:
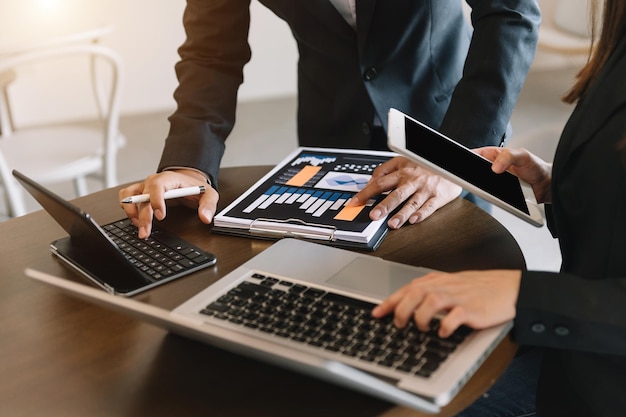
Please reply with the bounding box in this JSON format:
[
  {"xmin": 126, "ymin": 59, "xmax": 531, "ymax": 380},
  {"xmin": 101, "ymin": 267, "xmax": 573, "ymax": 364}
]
[
  {"xmin": 242, "ymin": 185, "xmax": 370, "ymax": 221},
  {"xmin": 220, "ymin": 150, "xmax": 391, "ymax": 236}
]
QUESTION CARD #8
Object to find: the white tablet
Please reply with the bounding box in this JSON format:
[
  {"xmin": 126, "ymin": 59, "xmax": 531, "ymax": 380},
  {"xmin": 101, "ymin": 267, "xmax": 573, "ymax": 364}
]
[{"xmin": 387, "ymin": 108, "xmax": 544, "ymax": 227}]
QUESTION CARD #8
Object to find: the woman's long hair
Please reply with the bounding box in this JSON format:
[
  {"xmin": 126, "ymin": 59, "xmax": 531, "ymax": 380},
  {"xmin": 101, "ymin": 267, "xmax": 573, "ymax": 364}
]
[
  {"xmin": 563, "ymin": 0, "xmax": 626, "ymax": 103},
  {"xmin": 562, "ymin": 0, "xmax": 626, "ymax": 163}
]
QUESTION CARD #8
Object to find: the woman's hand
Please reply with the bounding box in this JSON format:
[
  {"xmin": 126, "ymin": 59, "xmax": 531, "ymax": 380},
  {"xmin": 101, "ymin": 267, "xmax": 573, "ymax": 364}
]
[
  {"xmin": 476, "ymin": 147, "xmax": 553, "ymax": 204},
  {"xmin": 372, "ymin": 270, "xmax": 521, "ymax": 338}
]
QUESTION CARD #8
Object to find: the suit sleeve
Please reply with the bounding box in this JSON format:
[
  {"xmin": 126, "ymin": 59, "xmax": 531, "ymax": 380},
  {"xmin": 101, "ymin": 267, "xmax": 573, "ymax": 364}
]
[
  {"xmin": 439, "ymin": 0, "xmax": 541, "ymax": 148},
  {"xmin": 514, "ymin": 270, "xmax": 626, "ymax": 355},
  {"xmin": 157, "ymin": 0, "xmax": 253, "ymax": 188}
]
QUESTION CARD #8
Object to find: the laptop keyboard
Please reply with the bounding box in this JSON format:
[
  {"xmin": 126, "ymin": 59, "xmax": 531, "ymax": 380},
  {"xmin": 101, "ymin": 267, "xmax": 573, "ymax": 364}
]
[
  {"xmin": 199, "ymin": 273, "xmax": 473, "ymax": 378},
  {"xmin": 103, "ymin": 219, "xmax": 215, "ymax": 281}
]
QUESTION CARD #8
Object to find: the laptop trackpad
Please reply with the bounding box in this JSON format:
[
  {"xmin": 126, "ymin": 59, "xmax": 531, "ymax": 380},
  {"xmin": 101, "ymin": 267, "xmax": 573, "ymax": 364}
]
[{"xmin": 326, "ymin": 257, "xmax": 432, "ymax": 300}]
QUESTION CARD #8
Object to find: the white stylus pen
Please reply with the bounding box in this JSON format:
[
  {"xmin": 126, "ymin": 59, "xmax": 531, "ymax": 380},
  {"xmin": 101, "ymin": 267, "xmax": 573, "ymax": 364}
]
[{"xmin": 120, "ymin": 185, "xmax": 206, "ymax": 204}]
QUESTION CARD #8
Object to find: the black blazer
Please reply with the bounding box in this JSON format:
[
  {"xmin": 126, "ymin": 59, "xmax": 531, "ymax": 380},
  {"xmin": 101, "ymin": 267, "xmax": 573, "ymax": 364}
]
[
  {"xmin": 158, "ymin": 0, "xmax": 540, "ymax": 186},
  {"xmin": 515, "ymin": 38, "xmax": 626, "ymax": 415}
]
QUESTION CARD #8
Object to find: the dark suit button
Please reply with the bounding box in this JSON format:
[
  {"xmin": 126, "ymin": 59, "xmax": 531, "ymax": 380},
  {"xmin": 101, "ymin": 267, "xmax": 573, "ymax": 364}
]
[
  {"xmin": 530, "ymin": 322, "xmax": 546, "ymax": 334},
  {"xmin": 363, "ymin": 67, "xmax": 378, "ymax": 81},
  {"xmin": 361, "ymin": 122, "xmax": 371, "ymax": 135},
  {"xmin": 554, "ymin": 325, "xmax": 570, "ymax": 336}
]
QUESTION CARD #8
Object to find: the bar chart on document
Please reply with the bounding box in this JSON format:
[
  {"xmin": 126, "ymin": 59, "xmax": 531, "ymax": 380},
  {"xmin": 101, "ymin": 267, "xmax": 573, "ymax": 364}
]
[{"xmin": 213, "ymin": 147, "xmax": 397, "ymax": 250}]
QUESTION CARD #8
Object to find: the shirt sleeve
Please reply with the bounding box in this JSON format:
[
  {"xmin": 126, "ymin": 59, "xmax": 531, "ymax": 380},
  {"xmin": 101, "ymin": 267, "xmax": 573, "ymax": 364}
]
[
  {"xmin": 157, "ymin": 0, "xmax": 253, "ymax": 188},
  {"xmin": 439, "ymin": 0, "xmax": 541, "ymax": 148}
]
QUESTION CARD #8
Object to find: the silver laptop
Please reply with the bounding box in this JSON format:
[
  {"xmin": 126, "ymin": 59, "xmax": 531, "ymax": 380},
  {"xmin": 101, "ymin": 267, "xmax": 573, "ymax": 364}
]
[{"xmin": 26, "ymin": 238, "xmax": 512, "ymax": 413}]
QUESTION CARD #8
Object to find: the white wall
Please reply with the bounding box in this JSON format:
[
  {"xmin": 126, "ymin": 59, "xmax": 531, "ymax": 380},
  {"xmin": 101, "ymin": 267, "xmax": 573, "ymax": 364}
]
[{"xmin": 0, "ymin": 0, "xmax": 298, "ymax": 125}]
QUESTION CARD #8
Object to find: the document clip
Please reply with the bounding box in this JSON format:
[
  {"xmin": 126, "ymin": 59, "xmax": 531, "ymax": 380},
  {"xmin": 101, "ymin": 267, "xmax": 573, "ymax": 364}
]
[{"xmin": 249, "ymin": 218, "xmax": 337, "ymax": 242}]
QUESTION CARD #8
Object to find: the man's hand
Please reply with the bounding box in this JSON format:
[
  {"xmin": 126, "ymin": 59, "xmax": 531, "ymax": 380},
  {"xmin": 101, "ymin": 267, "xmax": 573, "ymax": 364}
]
[
  {"xmin": 119, "ymin": 169, "xmax": 218, "ymax": 238},
  {"xmin": 348, "ymin": 157, "xmax": 462, "ymax": 229}
]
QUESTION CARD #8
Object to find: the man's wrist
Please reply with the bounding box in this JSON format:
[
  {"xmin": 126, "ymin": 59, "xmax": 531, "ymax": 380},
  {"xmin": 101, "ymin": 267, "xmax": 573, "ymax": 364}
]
[{"xmin": 162, "ymin": 166, "xmax": 213, "ymax": 188}]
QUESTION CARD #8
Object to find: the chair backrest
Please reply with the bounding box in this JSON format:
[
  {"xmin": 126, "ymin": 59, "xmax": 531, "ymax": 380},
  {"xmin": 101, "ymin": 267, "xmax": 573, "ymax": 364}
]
[
  {"xmin": 0, "ymin": 41, "xmax": 124, "ymax": 216},
  {"xmin": 0, "ymin": 26, "xmax": 115, "ymax": 135},
  {"xmin": 0, "ymin": 42, "xmax": 123, "ymax": 129},
  {"xmin": 0, "ymin": 26, "xmax": 114, "ymax": 57}
]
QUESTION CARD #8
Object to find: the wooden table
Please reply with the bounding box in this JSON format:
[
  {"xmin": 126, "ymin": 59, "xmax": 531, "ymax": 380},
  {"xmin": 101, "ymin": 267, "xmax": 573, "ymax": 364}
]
[{"xmin": 0, "ymin": 166, "xmax": 524, "ymax": 417}]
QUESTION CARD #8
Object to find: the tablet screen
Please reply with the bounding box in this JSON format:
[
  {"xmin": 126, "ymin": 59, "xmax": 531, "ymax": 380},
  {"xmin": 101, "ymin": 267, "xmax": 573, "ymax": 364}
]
[{"xmin": 403, "ymin": 117, "xmax": 531, "ymax": 215}]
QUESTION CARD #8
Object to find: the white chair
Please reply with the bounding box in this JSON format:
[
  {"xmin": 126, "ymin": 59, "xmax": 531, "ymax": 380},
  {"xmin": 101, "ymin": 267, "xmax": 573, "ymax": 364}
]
[{"xmin": 0, "ymin": 29, "xmax": 125, "ymax": 217}]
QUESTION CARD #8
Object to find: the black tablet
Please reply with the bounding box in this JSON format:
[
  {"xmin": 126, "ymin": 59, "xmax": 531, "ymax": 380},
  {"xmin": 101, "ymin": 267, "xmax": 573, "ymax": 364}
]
[{"xmin": 13, "ymin": 170, "xmax": 217, "ymax": 296}]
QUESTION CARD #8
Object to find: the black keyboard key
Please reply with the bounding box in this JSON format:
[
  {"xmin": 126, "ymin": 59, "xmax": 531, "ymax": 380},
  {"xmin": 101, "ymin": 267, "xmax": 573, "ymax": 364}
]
[
  {"xmin": 203, "ymin": 302, "xmax": 229, "ymax": 313},
  {"xmin": 322, "ymin": 292, "xmax": 376, "ymax": 311},
  {"xmin": 303, "ymin": 288, "xmax": 325, "ymax": 298},
  {"xmin": 261, "ymin": 277, "xmax": 279, "ymax": 286},
  {"xmin": 290, "ymin": 284, "xmax": 307, "ymax": 294},
  {"xmin": 239, "ymin": 282, "xmax": 272, "ymax": 295}
]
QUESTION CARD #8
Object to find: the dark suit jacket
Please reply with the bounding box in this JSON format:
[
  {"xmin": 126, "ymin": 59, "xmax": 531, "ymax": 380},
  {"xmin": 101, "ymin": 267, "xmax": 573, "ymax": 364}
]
[
  {"xmin": 514, "ymin": 38, "xmax": 626, "ymax": 415},
  {"xmin": 158, "ymin": 0, "xmax": 540, "ymax": 186}
]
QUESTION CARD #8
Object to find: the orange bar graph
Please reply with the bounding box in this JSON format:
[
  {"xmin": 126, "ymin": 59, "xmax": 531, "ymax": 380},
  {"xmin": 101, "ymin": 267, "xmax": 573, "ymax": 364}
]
[
  {"xmin": 286, "ymin": 166, "xmax": 321, "ymax": 187},
  {"xmin": 334, "ymin": 205, "xmax": 365, "ymax": 221}
]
